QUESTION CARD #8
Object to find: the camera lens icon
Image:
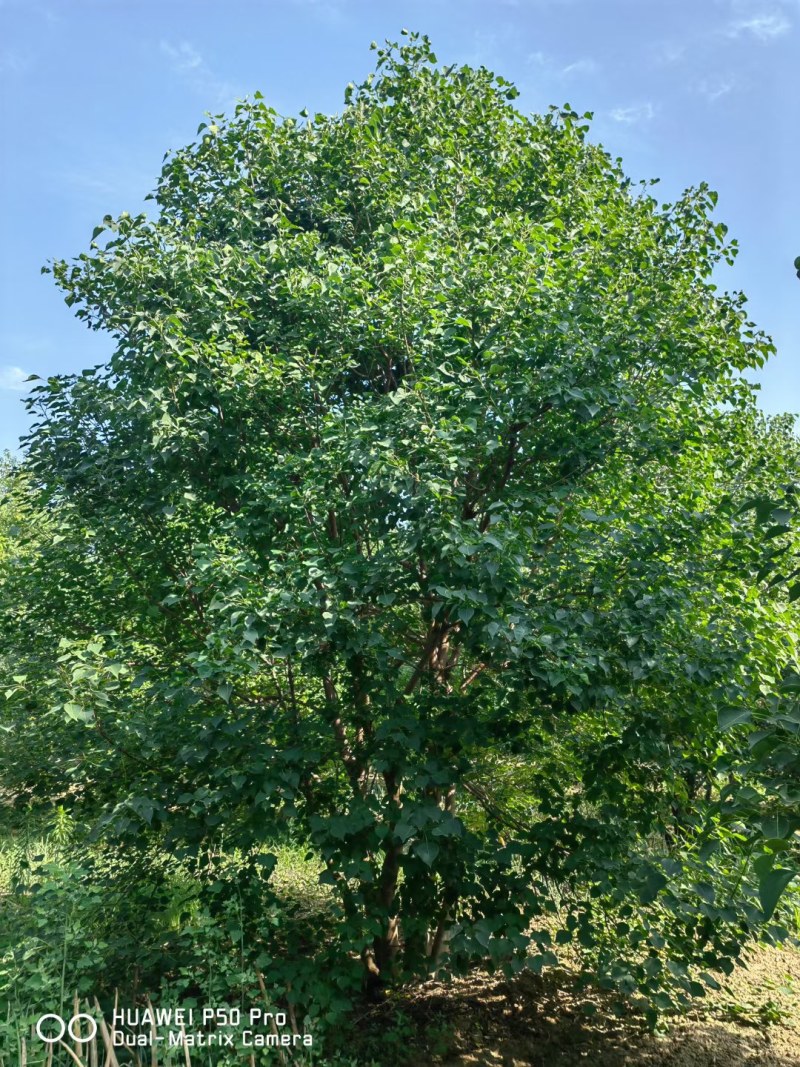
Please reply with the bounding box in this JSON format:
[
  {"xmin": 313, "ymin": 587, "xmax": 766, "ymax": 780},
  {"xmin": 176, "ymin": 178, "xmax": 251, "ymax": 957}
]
[{"xmin": 36, "ymin": 1013, "xmax": 98, "ymax": 1044}]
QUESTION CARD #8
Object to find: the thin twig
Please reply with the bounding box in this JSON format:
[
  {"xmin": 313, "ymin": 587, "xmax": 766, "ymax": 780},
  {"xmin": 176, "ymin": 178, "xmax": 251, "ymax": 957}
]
[
  {"xmin": 258, "ymin": 975, "xmax": 288, "ymax": 1067},
  {"xmin": 55, "ymin": 1041, "xmax": 85, "ymax": 1067},
  {"xmin": 93, "ymin": 996, "xmax": 120, "ymax": 1067},
  {"xmin": 178, "ymin": 1020, "xmax": 191, "ymax": 1067}
]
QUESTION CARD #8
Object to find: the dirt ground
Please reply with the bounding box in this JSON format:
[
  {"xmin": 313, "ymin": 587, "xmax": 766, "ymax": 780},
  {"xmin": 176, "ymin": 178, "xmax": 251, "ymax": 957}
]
[{"xmin": 385, "ymin": 945, "xmax": 800, "ymax": 1067}]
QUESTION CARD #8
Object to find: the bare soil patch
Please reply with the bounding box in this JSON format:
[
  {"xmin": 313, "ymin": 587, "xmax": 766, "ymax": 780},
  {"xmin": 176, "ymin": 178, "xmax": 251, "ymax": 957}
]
[{"xmin": 359, "ymin": 945, "xmax": 800, "ymax": 1066}]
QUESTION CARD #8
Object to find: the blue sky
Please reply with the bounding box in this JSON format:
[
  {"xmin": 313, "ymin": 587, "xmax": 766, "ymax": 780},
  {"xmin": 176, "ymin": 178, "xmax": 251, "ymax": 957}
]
[{"xmin": 0, "ymin": 0, "xmax": 797, "ymax": 451}]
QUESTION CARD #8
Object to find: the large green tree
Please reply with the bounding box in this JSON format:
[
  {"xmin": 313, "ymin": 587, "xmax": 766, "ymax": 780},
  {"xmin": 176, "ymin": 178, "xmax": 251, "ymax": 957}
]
[{"xmin": 4, "ymin": 34, "xmax": 798, "ymax": 1016}]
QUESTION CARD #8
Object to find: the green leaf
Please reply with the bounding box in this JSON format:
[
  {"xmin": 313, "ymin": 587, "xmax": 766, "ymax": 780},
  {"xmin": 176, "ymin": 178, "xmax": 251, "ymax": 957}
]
[
  {"xmin": 760, "ymin": 814, "xmax": 792, "ymax": 840},
  {"xmin": 759, "ymin": 868, "xmax": 796, "ymax": 921},
  {"xmin": 394, "ymin": 820, "xmax": 415, "ymax": 843},
  {"xmin": 414, "ymin": 841, "xmax": 440, "ymax": 867},
  {"xmin": 638, "ymin": 869, "xmax": 667, "ymax": 904},
  {"xmin": 718, "ymin": 706, "xmax": 751, "ymax": 730},
  {"xmin": 63, "ymin": 702, "xmax": 93, "ymax": 722},
  {"xmin": 693, "ymin": 882, "xmax": 715, "ymax": 905}
]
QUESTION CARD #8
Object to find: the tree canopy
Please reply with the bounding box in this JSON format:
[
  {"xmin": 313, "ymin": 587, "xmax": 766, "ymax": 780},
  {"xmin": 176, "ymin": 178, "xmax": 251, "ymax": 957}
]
[{"xmin": 3, "ymin": 32, "xmax": 798, "ymax": 1027}]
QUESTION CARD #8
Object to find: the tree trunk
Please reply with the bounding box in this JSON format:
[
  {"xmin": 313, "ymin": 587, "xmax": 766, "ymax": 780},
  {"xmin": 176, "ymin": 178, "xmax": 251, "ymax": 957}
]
[
  {"xmin": 363, "ymin": 776, "xmax": 403, "ymax": 998},
  {"xmin": 366, "ymin": 840, "xmax": 402, "ymax": 996}
]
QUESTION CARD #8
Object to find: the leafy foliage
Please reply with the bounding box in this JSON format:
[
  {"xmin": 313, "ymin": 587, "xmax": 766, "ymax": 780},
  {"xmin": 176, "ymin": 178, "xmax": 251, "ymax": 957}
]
[{"xmin": 2, "ymin": 32, "xmax": 799, "ymax": 1041}]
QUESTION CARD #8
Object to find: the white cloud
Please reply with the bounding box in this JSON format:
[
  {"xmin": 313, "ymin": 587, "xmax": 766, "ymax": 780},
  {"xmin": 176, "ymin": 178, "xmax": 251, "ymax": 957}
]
[
  {"xmin": 57, "ymin": 170, "xmax": 117, "ymax": 196},
  {"xmin": 610, "ymin": 102, "xmax": 655, "ymax": 124},
  {"xmin": 287, "ymin": 0, "xmax": 344, "ymax": 22},
  {"xmin": 527, "ymin": 51, "xmax": 599, "ymax": 79},
  {"xmin": 159, "ymin": 40, "xmax": 203, "ymax": 73},
  {"xmin": 49, "ymin": 163, "xmax": 157, "ymax": 210},
  {"xmin": 0, "ymin": 366, "xmax": 32, "ymax": 391},
  {"xmin": 159, "ymin": 39, "xmax": 245, "ymax": 110},
  {"xmin": 726, "ymin": 12, "xmax": 791, "ymax": 38},
  {"xmin": 655, "ymin": 40, "xmax": 687, "ymax": 64},
  {"xmin": 560, "ymin": 58, "xmax": 598, "ymax": 78},
  {"xmin": 698, "ymin": 75, "xmax": 735, "ymax": 101},
  {"xmin": 0, "ymin": 49, "xmax": 30, "ymax": 74}
]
